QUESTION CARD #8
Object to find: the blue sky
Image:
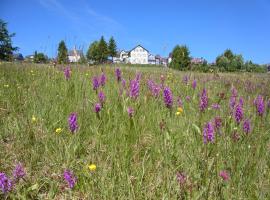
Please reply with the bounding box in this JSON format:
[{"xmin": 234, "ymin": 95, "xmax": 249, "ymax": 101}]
[{"xmin": 1, "ymin": 0, "xmax": 270, "ymax": 63}]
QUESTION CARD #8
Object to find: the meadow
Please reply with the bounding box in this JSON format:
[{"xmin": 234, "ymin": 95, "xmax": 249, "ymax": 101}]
[{"xmin": 0, "ymin": 62, "xmax": 270, "ymax": 199}]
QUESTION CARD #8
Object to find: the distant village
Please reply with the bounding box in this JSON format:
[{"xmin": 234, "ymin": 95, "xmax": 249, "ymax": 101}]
[
  {"xmin": 68, "ymin": 44, "xmax": 205, "ymax": 66},
  {"xmin": 16, "ymin": 44, "xmax": 205, "ymax": 67}
]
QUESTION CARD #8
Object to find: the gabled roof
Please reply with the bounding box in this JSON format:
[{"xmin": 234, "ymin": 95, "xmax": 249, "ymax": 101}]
[
  {"xmin": 68, "ymin": 49, "xmax": 83, "ymax": 56},
  {"xmin": 129, "ymin": 45, "xmax": 149, "ymax": 53}
]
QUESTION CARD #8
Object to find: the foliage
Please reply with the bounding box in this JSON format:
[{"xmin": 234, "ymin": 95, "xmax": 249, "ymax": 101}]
[
  {"xmin": 108, "ymin": 36, "xmax": 117, "ymax": 59},
  {"xmin": 216, "ymin": 49, "xmax": 244, "ymax": 72},
  {"xmin": 57, "ymin": 40, "xmax": 69, "ymax": 64},
  {"xmin": 33, "ymin": 51, "xmax": 48, "ymax": 63},
  {"xmin": 0, "ymin": 19, "xmax": 18, "ymax": 61},
  {"xmin": 78, "ymin": 53, "xmax": 87, "ymax": 64},
  {"xmin": 86, "ymin": 41, "xmax": 99, "ymax": 64},
  {"xmin": 98, "ymin": 36, "xmax": 108, "ymax": 63},
  {"xmin": 86, "ymin": 36, "xmax": 111, "ymax": 64},
  {"xmin": 169, "ymin": 45, "xmax": 191, "ymax": 70}
]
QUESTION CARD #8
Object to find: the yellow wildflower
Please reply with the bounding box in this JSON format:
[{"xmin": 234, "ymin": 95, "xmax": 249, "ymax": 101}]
[
  {"xmin": 30, "ymin": 70, "xmax": 34, "ymax": 73},
  {"xmin": 4, "ymin": 84, "xmax": 9, "ymax": 88},
  {"xmin": 177, "ymin": 107, "xmax": 183, "ymax": 113},
  {"xmin": 85, "ymin": 73, "xmax": 89, "ymax": 76},
  {"xmin": 55, "ymin": 128, "xmax": 62, "ymax": 134},
  {"xmin": 32, "ymin": 115, "xmax": 37, "ymax": 122},
  {"xmin": 88, "ymin": 164, "xmax": 97, "ymax": 171}
]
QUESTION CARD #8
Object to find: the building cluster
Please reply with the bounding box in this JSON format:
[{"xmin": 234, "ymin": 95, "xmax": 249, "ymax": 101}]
[
  {"xmin": 18, "ymin": 44, "xmax": 208, "ymax": 66},
  {"xmin": 113, "ymin": 45, "xmax": 169, "ymax": 66}
]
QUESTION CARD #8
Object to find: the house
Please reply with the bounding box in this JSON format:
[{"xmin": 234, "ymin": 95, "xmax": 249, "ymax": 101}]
[
  {"xmin": 68, "ymin": 48, "xmax": 83, "ymax": 63},
  {"xmin": 24, "ymin": 55, "xmax": 34, "ymax": 62},
  {"xmin": 119, "ymin": 50, "xmax": 129, "ymax": 63},
  {"xmin": 13, "ymin": 53, "xmax": 24, "ymax": 61},
  {"xmin": 129, "ymin": 45, "xmax": 149, "ymax": 64},
  {"xmin": 191, "ymin": 57, "xmax": 205, "ymax": 65},
  {"xmin": 168, "ymin": 53, "xmax": 172, "ymax": 64},
  {"xmin": 160, "ymin": 57, "xmax": 168, "ymax": 66},
  {"xmin": 113, "ymin": 45, "xmax": 167, "ymax": 66},
  {"xmin": 148, "ymin": 54, "xmax": 156, "ymax": 65}
]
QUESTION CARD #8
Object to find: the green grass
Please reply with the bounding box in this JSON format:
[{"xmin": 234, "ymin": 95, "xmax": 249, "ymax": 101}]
[{"xmin": 0, "ymin": 62, "xmax": 270, "ymax": 199}]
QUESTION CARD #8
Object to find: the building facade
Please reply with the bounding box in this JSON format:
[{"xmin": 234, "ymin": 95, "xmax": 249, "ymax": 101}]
[
  {"xmin": 129, "ymin": 45, "xmax": 149, "ymax": 64},
  {"xmin": 68, "ymin": 48, "xmax": 83, "ymax": 63}
]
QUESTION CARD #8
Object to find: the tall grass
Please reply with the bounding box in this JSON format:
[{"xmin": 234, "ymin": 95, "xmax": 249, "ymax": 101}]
[{"xmin": 0, "ymin": 62, "xmax": 269, "ymax": 199}]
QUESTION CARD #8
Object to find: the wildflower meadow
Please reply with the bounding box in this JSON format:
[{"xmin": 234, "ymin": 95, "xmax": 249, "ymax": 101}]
[{"xmin": 1, "ymin": 63, "xmax": 270, "ymax": 199}]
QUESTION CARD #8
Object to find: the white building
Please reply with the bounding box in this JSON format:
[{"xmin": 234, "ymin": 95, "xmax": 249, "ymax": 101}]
[
  {"xmin": 129, "ymin": 45, "xmax": 149, "ymax": 64},
  {"xmin": 119, "ymin": 50, "xmax": 129, "ymax": 63},
  {"xmin": 68, "ymin": 48, "xmax": 83, "ymax": 63},
  {"xmin": 148, "ymin": 54, "xmax": 156, "ymax": 65},
  {"xmin": 113, "ymin": 44, "xmax": 168, "ymax": 66}
]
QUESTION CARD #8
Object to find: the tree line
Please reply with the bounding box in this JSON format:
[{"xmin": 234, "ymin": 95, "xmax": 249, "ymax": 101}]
[
  {"xmin": 56, "ymin": 36, "xmax": 117, "ymax": 64},
  {"xmin": 169, "ymin": 45, "xmax": 267, "ymax": 73}
]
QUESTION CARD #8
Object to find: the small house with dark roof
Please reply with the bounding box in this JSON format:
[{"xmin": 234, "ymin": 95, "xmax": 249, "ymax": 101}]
[{"xmin": 68, "ymin": 48, "xmax": 83, "ymax": 63}]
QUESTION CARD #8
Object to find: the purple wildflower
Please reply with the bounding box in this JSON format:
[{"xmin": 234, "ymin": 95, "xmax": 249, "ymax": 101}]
[
  {"xmin": 127, "ymin": 107, "xmax": 134, "ymax": 117},
  {"xmin": 94, "ymin": 103, "xmax": 102, "ymax": 113},
  {"xmin": 219, "ymin": 170, "xmax": 230, "ymax": 181},
  {"xmin": 148, "ymin": 80, "xmax": 161, "ymax": 98},
  {"xmin": 115, "ymin": 68, "xmax": 122, "ymax": 82},
  {"xmin": 186, "ymin": 96, "xmax": 191, "ymax": 102},
  {"xmin": 63, "ymin": 170, "xmax": 76, "ymax": 189},
  {"xmin": 122, "ymin": 78, "xmax": 126, "ymax": 88},
  {"xmin": 243, "ymin": 119, "xmax": 251, "ymax": 134},
  {"xmin": 13, "ymin": 163, "xmax": 25, "ymax": 181},
  {"xmin": 239, "ymin": 97, "xmax": 244, "ymax": 107},
  {"xmin": 0, "ymin": 172, "xmax": 12, "ymax": 194},
  {"xmin": 68, "ymin": 113, "xmax": 78, "ymax": 133},
  {"xmin": 129, "ymin": 79, "xmax": 140, "ymax": 99},
  {"xmin": 92, "ymin": 76, "xmax": 99, "ymax": 90},
  {"xmin": 229, "ymin": 96, "xmax": 237, "ymax": 111},
  {"xmin": 231, "ymin": 131, "xmax": 240, "ymax": 142},
  {"xmin": 98, "ymin": 91, "xmax": 106, "ymax": 105},
  {"xmin": 177, "ymin": 97, "xmax": 183, "ymax": 108},
  {"xmin": 176, "ymin": 172, "xmax": 187, "ymax": 186},
  {"xmin": 100, "ymin": 73, "xmax": 106, "ymax": 86},
  {"xmin": 163, "ymin": 87, "xmax": 173, "ymax": 109},
  {"xmin": 231, "ymin": 87, "xmax": 238, "ymax": 97},
  {"xmin": 255, "ymin": 95, "xmax": 265, "ymax": 116},
  {"xmin": 64, "ymin": 67, "xmax": 71, "ymax": 80},
  {"xmin": 234, "ymin": 104, "xmax": 243, "ymax": 124},
  {"xmin": 211, "ymin": 103, "xmax": 220, "ymax": 110},
  {"xmin": 203, "ymin": 121, "xmax": 214, "ymax": 143},
  {"xmin": 214, "ymin": 116, "xmax": 222, "ymax": 130},
  {"xmin": 199, "ymin": 88, "xmax": 208, "ymax": 112},
  {"xmin": 183, "ymin": 75, "xmax": 189, "ymax": 85},
  {"xmin": 135, "ymin": 72, "xmax": 142, "ymax": 81},
  {"xmin": 192, "ymin": 79, "xmax": 197, "ymax": 89}
]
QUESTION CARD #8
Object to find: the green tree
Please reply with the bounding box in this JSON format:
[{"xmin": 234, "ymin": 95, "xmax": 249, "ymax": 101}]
[
  {"xmin": 169, "ymin": 45, "xmax": 191, "ymax": 70},
  {"xmin": 223, "ymin": 49, "xmax": 234, "ymax": 61},
  {"xmin": 216, "ymin": 55, "xmax": 230, "ymax": 71},
  {"xmin": 98, "ymin": 36, "xmax": 108, "ymax": 63},
  {"xmin": 108, "ymin": 36, "xmax": 117, "ymax": 60},
  {"xmin": 57, "ymin": 40, "xmax": 69, "ymax": 64},
  {"xmin": 78, "ymin": 53, "xmax": 87, "ymax": 64},
  {"xmin": 216, "ymin": 49, "xmax": 244, "ymax": 72},
  {"xmin": 86, "ymin": 41, "xmax": 99, "ymax": 64},
  {"xmin": 33, "ymin": 51, "xmax": 48, "ymax": 63},
  {"xmin": 0, "ymin": 19, "xmax": 18, "ymax": 61}
]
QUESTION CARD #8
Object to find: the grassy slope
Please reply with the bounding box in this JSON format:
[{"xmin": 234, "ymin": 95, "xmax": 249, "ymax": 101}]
[{"xmin": 0, "ymin": 62, "xmax": 270, "ymax": 199}]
